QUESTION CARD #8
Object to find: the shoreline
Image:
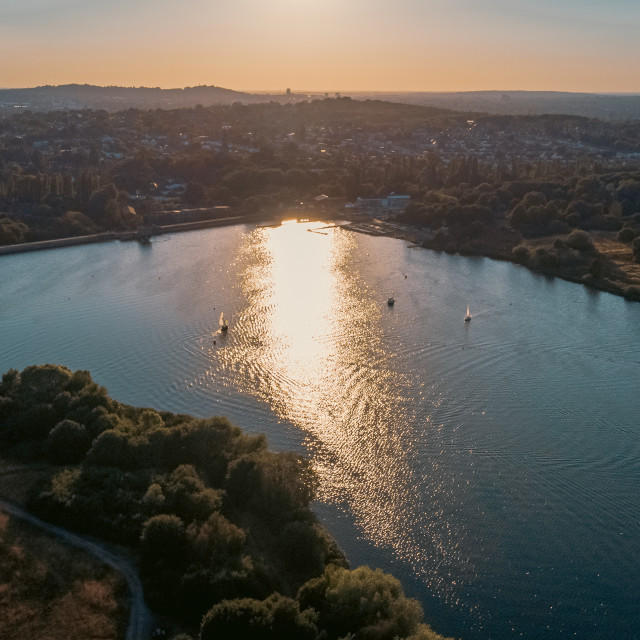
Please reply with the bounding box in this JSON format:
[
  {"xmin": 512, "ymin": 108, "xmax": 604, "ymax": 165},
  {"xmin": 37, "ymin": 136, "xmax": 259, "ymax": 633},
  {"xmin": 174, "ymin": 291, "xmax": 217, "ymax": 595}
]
[
  {"xmin": 0, "ymin": 213, "xmax": 278, "ymax": 256},
  {"xmin": 340, "ymin": 218, "xmax": 640, "ymax": 302},
  {"xmin": 0, "ymin": 209, "xmax": 345, "ymax": 257},
  {"xmin": 4, "ymin": 210, "xmax": 638, "ymax": 303}
]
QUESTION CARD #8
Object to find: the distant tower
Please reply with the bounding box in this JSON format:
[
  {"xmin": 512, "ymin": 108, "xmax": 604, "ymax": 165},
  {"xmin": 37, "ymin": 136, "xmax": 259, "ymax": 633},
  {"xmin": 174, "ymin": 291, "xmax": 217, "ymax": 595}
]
[{"xmin": 286, "ymin": 88, "xmax": 291, "ymax": 95}]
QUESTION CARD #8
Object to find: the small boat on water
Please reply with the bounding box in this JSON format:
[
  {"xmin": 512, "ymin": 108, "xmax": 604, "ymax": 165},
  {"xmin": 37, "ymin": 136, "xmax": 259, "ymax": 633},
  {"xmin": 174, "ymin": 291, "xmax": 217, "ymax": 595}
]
[
  {"xmin": 464, "ymin": 305, "xmax": 472, "ymax": 322},
  {"xmin": 387, "ymin": 292, "xmax": 395, "ymax": 306},
  {"xmin": 219, "ymin": 312, "xmax": 229, "ymax": 332}
]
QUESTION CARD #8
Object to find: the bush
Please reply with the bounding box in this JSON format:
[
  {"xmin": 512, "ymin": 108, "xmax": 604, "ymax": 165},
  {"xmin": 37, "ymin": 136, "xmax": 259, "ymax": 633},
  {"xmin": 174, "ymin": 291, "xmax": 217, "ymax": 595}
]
[
  {"xmin": 140, "ymin": 514, "xmax": 188, "ymax": 568},
  {"xmin": 188, "ymin": 512, "xmax": 246, "ymax": 564},
  {"xmin": 200, "ymin": 594, "xmax": 318, "ymax": 640},
  {"xmin": 534, "ymin": 247, "xmax": 559, "ymax": 269},
  {"xmin": 618, "ymin": 227, "xmax": 637, "ymax": 242},
  {"xmin": 298, "ymin": 565, "xmax": 423, "ymax": 640},
  {"xmin": 225, "ymin": 451, "xmax": 316, "ymax": 522},
  {"xmin": 46, "ymin": 419, "xmax": 92, "ymax": 464},
  {"xmin": 566, "ymin": 229, "xmax": 595, "ymax": 252},
  {"xmin": 512, "ymin": 245, "xmax": 530, "ymax": 263},
  {"xmin": 623, "ymin": 285, "xmax": 640, "ymax": 301}
]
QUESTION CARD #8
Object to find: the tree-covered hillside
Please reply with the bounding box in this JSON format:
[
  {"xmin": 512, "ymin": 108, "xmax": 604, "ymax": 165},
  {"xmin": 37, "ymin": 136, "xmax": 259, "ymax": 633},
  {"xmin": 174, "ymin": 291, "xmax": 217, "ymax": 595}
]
[{"xmin": 0, "ymin": 364, "xmax": 452, "ymax": 640}]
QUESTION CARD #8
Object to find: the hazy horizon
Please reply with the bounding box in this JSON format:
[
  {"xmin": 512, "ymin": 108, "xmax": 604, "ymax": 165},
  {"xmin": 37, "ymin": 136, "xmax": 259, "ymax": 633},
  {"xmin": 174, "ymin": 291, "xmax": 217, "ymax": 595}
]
[
  {"xmin": 3, "ymin": 84, "xmax": 640, "ymax": 98},
  {"xmin": 2, "ymin": 0, "xmax": 639, "ymax": 93}
]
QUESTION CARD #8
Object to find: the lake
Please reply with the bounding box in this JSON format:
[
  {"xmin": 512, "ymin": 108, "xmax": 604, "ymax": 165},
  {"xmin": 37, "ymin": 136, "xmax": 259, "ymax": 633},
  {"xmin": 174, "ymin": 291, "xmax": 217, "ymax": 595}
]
[{"xmin": 1, "ymin": 220, "xmax": 639, "ymax": 639}]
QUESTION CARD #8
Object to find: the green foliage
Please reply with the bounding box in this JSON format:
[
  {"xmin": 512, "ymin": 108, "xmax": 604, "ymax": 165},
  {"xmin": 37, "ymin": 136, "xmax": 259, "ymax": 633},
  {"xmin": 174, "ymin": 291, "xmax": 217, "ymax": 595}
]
[
  {"xmin": 188, "ymin": 512, "xmax": 246, "ymax": 564},
  {"xmin": 0, "ymin": 215, "xmax": 29, "ymax": 244},
  {"xmin": 46, "ymin": 419, "xmax": 92, "ymax": 464},
  {"xmin": 140, "ymin": 514, "xmax": 188, "ymax": 566},
  {"xmin": 35, "ymin": 465, "xmax": 150, "ymax": 544},
  {"xmin": 406, "ymin": 624, "xmax": 455, "ymax": 640},
  {"xmin": 566, "ymin": 229, "xmax": 595, "ymax": 252},
  {"xmin": 0, "ymin": 364, "xmax": 443, "ymax": 639},
  {"xmin": 59, "ymin": 210, "xmax": 97, "ymax": 236},
  {"xmin": 298, "ymin": 565, "xmax": 424, "ymax": 640},
  {"xmin": 50, "ymin": 468, "xmax": 81, "ymax": 503},
  {"xmin": 85, "ymin": 429, "xmax": 135, "ymax": 469},
  {"xmin": 534, "ymin": 247, "xmax": 559, "ymax": 269},
  {"xmin": 225, "ymin": 451, "xmax": 317, "ymax": 522},
  {"xmin": 278, "ymin": 520, "xmax": 332, "ymax": 580},
  {"xmin": 200, "ymin": 594, "xmax": 318, "ymax": 640},
  {"xmin": 618, "ymin": 226, "xmax": 637, "ymax": 242},
  {"xmin": 624, "ymin": 285, "xmax": 640, "ymax": 300},
  {"xmin": 151, "ymin": 465, "xmax": 223, "ymax": 523},
  {"xmin": 521, "ymin": 191, "xmax": 546, "ymax": 208},
  {"xmin": 0, "ymin": 364, "xmax": 116, "ymax": 447},
  {"xmin": 512, "ymin": 244, "xmax": 530, "ymax": 264}
]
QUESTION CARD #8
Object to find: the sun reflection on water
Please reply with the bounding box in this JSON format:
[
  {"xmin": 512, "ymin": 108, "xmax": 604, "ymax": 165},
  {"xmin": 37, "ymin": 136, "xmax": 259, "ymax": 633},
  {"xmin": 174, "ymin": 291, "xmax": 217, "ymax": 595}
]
[{"xmin": 198, "ymin": 219, "xmax": 468, "ymax": 601}]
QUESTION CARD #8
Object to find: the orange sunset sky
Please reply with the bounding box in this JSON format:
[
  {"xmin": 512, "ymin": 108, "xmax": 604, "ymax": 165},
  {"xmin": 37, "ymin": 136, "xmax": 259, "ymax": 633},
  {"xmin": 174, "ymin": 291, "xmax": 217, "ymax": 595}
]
[{"xmin": 2, "ymin": 0, "xmax": 639, "ymax": 93}]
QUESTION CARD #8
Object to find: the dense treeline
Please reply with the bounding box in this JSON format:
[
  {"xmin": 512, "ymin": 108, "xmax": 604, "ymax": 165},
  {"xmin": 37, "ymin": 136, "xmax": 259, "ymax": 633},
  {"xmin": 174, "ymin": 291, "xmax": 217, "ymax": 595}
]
[
  {"xmin": 0, "ymin": 364, "xmax": 451, "ymax": 639},
  {"xmin": 2, "ymin": 99, "xmax": 640, "ymax": 246},
  {"xmin": 395, "ymin": 168, "xmax": 640, "ymax": 298}
]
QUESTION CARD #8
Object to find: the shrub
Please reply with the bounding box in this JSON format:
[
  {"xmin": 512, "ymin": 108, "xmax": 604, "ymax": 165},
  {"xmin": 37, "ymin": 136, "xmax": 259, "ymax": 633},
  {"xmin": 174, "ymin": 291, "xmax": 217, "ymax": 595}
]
[
  {"xmin": 623, "ymin": 285, "xmax": 640, "ymax": 300},
  {"xmin": 200, "ymin": 594, "xmax": 318, "ymax": 640},
  {"xmin": 47, "ymin": 419, "xmax": 92, "ymax": 464},
  {"xmin": 566, "ymin": 229, "xmax": 595, "ymax": 252},
  {"xmin": 140, "ymin": 514, "xmax": 188, "ymax": 566},
  {"xmin": 298, "ymin": 565, "xmax": 423, "ymax": 640},
  {"xmin": 512, "ymin": 245, "xmax": 530, "ymax": 263},
  {"xmin": 534, "ymin": 247, "xmax": 559, "ymax": 269},
  {"xmin": 618, "ymin": 227, "xmax": 637, "ymax": 242}
]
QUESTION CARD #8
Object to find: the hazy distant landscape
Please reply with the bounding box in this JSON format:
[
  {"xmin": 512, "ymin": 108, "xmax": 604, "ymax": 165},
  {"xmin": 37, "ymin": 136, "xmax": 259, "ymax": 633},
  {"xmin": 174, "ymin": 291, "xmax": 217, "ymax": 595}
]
[{"xmin": 3, "ymin": 84, "xmax": 640, "ymax": 121}]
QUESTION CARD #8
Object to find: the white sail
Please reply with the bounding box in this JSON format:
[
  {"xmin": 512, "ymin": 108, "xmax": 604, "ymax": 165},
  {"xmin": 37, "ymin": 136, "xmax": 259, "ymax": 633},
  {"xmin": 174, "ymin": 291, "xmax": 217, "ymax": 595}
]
[{"xmin": 219, "ymin": 312, "xmax": 226, "ymax": 327}]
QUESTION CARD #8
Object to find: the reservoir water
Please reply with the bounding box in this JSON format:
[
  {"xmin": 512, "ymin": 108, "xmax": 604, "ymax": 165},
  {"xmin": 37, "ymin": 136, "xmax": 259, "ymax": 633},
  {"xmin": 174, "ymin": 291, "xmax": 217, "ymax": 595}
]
[{"xmin": 1, "ymin": 221, "xmax": 639, "ymax": 639}]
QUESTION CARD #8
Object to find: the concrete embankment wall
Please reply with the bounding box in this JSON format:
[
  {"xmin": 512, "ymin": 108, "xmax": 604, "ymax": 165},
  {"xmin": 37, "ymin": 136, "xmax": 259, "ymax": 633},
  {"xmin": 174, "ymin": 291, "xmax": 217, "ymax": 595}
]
[
  {"xmin": 0, "ymin": 214, "xmax": 273, "ymax": 257},
  {"xmin": 0, "ymin": 232, "xmax": 131, "ymax": 256}
]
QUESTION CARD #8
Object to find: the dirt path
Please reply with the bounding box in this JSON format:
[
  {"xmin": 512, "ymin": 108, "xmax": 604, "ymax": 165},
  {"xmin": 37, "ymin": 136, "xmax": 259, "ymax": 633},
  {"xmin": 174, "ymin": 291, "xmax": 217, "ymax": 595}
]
[{"xmin": 0, "ymin": 499, "xmax": 153, "ymax": 640}]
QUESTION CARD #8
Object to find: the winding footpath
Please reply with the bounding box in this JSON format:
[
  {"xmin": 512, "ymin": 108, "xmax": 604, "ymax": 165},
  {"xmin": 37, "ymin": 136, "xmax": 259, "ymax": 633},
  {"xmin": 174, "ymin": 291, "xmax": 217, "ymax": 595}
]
[{"xmin": 0, "ymin": 498, "xmax": 153, "ymax": 640}]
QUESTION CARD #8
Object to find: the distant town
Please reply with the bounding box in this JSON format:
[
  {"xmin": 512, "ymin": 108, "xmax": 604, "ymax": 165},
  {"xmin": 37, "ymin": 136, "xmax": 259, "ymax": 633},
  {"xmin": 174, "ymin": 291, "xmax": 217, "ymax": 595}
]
[{"xmin": 2, "ymin": 89, "xmax": 640, "ymax": 298}]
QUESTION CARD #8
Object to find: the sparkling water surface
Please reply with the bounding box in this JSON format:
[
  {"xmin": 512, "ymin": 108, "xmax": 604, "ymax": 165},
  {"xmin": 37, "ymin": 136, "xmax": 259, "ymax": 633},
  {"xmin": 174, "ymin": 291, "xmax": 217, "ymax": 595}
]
[{"xmin": 1, "ymin": 221, "xmax": 639, "ymax": 639}]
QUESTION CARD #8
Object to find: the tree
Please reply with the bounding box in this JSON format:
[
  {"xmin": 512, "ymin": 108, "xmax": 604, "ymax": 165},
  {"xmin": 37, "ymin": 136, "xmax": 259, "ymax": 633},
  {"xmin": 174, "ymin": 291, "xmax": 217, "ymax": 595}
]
[
  {"xmin": 140, "ymin": 514, "xmax": 188, "ymax": 566},
  {"xmin": 298, "ymin": 565, "xmax": 423, "ymax": 640},
  {"xmin": 188, "ymin": 512, "xmax": 245, "ymax": 564},
  {"xmin": 46, "ymin": 419, "xmax": 92, "ymax": 464},
  {"xmin": 225, "ymin": 451, "xmax": 317, "ymax": 521},
  {"xmin": 618, "ymin": 227, "xmax": 636, "ymax": 242},
  {"xmin": 200, "ymin": 594, "xmax": 318, "ymax": 640},
  {"xmin": 0, "ymin": 216, "xmax": 29, "ymax": 245},
  {"xmin": 566, "ymin": 229, "xmax": 595, "ymax": 252},
  {"xmin": 85, "ymin": 429, "xmax": 134, "ymax": 468}
]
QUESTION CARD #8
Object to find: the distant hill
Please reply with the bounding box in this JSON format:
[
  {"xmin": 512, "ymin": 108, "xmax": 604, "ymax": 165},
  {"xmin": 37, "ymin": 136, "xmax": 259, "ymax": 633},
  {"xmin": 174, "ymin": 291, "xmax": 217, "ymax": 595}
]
[
  {"xmin": 352, "ymin": 91, "xmax": 640, "ymax": 121},
  {"xmin": 2, "ymin": 85, "xmax": 640, "ymax": 121},
  {"xmin": 0, "ymin": 84, "xmax": 311, "ymax": 112}
]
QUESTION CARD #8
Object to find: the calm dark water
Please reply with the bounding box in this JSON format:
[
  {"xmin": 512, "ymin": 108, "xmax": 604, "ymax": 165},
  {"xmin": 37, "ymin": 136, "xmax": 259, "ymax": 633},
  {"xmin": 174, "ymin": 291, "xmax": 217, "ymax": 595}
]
[{"xmin": 1, "ymin": 221, "xmax": 639, "ymax": 640}]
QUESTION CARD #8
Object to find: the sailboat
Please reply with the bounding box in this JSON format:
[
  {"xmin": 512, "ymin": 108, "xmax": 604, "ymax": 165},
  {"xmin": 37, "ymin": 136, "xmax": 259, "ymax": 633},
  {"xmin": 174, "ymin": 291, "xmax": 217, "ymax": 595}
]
[
  {"xmin": 219, "ymin": 312, "xmax": 229, "ymax": 332},
  {"xmin": 464, "ymin": 304, "xmax": 471, "ymax": 322}
]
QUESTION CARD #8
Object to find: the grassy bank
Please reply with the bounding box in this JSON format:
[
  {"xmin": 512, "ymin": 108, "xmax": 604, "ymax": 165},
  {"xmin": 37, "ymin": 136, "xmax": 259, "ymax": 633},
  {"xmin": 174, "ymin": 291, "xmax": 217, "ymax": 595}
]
[{"xmin": 0, "ymin": 508, "xmax": 128, "ymax": 640}]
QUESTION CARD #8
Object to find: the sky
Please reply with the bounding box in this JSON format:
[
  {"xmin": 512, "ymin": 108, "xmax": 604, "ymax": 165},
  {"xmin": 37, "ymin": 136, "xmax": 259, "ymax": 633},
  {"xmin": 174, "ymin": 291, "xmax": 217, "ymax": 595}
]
[{"xmin": 2, "ymin": 0, "xmax": 640, "ymax": 92}]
